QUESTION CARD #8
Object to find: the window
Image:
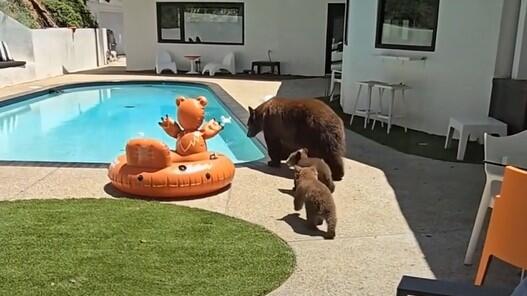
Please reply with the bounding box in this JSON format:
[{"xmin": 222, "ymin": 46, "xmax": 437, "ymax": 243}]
[
  {"xmin": 157, "ymin": 2, "xmax": 244, "ymax": 45},
  {"xmin": 375, "ymin": 0, "xmax": 439, "ymax": 51}
]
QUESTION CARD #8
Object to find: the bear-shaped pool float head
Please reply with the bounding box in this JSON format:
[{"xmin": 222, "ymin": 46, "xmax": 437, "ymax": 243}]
[{"xmin": 159, "ymin": 96, "xmax": 223, "ymax": 157}]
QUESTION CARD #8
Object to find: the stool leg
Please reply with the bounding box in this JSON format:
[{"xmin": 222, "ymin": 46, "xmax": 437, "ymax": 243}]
[
  {"xmin": 457, "ymin": 129, "xmax": 469, "ymax": 160},
  {"xmin": 364, "ymin": 85, "xmax": 372, "ymax": 129},
  {"xmin": 387, "ymin": 89, "xmax": 395, "ymax": 134},
  {"xmin": 380, "ymin": 89, "xmax": 385, "ymax": 127},
  {"xmin": 372, "ymin": 87, "xmax": 383, "ymax": 131},
  {"xmin": 350, "ymin": 84, "xmax": 362, "ymax": 126},
  {"xmin": 402, "ymin": 88, "xmax": 407, "ymax": 133},
  {"xmin": 329, "ymin": 72, "xmax": 336, "ymax": 101},
  {"xmin": 444, "ymin": 126, "xmax": 454, "ymax": 149}
]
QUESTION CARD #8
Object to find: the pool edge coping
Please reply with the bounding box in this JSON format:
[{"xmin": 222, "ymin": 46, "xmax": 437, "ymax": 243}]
[{"xmin": 0, "ymin": 79, "xmax": 269, "ymax": 168}]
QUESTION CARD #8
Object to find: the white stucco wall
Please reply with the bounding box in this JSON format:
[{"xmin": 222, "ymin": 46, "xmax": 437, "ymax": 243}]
[
  {"xmin": 0, "ymin": 11, "xmax": 37, "ymax": 87},
  {"xmin": 124, "ymin": 0, "xmax": 344, "ymax": 76},
  {"xmin": 341, "ymin": 0, "xmax": 509, "ymax": 135},
  {"xmin": 0, "ymin": 10, "xmax": 107, "ymax": 88}
]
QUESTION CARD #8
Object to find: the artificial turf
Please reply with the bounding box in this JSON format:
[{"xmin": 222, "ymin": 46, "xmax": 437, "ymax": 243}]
[{"xmin": 0, "ymin": 199, "xmax": 294, "ymax": 296}]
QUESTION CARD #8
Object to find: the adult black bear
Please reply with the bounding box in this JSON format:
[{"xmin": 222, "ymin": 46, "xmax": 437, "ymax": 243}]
[{"xmin": 246, "ymin": 97, "xmax": 345, "ymax": 181}]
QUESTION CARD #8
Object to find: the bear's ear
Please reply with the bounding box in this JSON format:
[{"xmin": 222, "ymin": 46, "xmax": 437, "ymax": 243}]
[
  {"xmin": 197, "ymin": 96, "xmax": 208, "ymax": 107},
  {"xmin": 176, "ymin": 96, "xmax": 185, "ymax": 106},
  {"xmin": 248, "ymin": 107, "xmax": 254, "ymax": 116}
]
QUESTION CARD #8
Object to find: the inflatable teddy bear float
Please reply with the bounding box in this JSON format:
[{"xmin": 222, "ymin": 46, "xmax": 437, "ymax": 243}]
[{"xmin": 108, "ymin": 96, "xmax": 235, "ymax": 199}]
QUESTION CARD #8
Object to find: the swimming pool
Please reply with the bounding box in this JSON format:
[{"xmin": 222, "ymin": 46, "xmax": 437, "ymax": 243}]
[{"xmin": 0, "ymin": 82, "xmax": 265, "ymax": 164}]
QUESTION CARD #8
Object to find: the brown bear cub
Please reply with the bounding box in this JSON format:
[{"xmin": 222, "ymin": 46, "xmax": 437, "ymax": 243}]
[
  {"xmin": 293, "ymin": 166, "xmax": 337, "ymax": 239},
  {"xmin": 246, "ymin": 97, "xmax": 345, "ymax": 181},
  {"xmin": 286, "ymin": 148, "xmax": 335, "ymax": 193}
]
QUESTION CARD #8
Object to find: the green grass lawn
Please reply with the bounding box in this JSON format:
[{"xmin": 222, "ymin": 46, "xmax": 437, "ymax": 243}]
[{"xmin": 0, "ymin": 199, "xmax": 294, "ymax": 296}]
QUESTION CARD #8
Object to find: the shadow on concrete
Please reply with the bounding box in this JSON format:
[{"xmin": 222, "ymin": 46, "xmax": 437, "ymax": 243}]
[
  {"xmin": 278, "ymin": 213, "xmax": 327, "ymax": 238},
  {"xmin": 270, "ymin": 78, "xmax": 518, "ymax": 291},
  {"xmin": 238, "ymin": 161, "xmax": 293, "ymax": 179},
  {"xmin": 341, "ymin": 123, "xmax": 518, "ymax": 291},
  {"xmin": 278, "ymin": 188, "xmax": 295, "ymax": 198},
  {"xmin": 103, "ymin": 183, "xmax": 231, "ymax": 202}
]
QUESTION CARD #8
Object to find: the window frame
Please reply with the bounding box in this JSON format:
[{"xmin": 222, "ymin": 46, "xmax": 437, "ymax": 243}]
[
  {"xmin": 375, "ymin": 0, "xmax": 440, "ymax": 52},
  {"xmin": 156, "ymin": 2, "xmax": 245, "ymax": 45},
  {"xmin": 344, "ymin": 0, "xmax": 349, "ymax": 46}
]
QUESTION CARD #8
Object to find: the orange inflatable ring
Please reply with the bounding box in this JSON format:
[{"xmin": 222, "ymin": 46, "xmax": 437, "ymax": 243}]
[{"xmin": 108, "ymin": 139, "xmax": 235, "ymax": 198}]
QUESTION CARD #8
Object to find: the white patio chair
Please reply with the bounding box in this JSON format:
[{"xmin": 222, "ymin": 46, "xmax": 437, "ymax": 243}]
[
  {"xmin": 329, "ymin": 69, "xmax": 342, "ymax": 102},
  {"xmin": 202, "ymin": 52, "xmax": 236, "ymax": 76},
  {"xmin": 464, "ymin": 130, "xmax": 527, "ymax": 265},
  {"xmin": 156, "ymin": 50, "xmax": 178, "ymax": 75}
]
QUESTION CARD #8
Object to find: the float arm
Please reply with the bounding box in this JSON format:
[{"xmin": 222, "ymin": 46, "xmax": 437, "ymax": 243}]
[
  {"xmin": 201, "ymin": 119, "xmax": 223, "ymax": 140},
  {"xmin": 159, "ymin": 115, "xmax": 183, "ymax": 138}
]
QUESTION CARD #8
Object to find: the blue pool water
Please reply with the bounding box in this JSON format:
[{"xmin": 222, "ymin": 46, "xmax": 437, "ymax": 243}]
[{"xmin": 0, "ymin": 83, "xmax": 265, "ymax": 164}]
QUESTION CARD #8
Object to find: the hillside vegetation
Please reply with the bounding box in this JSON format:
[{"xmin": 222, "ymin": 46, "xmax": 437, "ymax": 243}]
[{"xmin": 0, "ymin": 0, "xmax": 96, "ymax": 29}]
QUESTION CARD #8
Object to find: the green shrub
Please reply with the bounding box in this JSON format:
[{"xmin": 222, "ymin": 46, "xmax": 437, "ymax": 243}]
[
  {"xmin": 0, "ymin": 0, "xmax": 40, "ymax": 29},
  {"xmin": 43, "ymin": 0, "xmax": 97, "ymax": 28}
]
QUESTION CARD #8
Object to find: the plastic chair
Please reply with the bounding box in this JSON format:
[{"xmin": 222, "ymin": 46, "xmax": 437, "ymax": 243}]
[
  {"xmin": 155, "ymin": 50, "xmax": 178, "ymax": 75},
  {"xmin": 474, "ymin": 166, "xmax": 527, "ymax": 285},
  {"xmin": 465, "ymin": 131, "xmax": 527, "ymax": 265},
  {"xmin": 329, "ymin": 69, "xmax": 342, "ymax": 102},
  {"xmin": 202, "ymin": 52, "xmax": 235, "ymax": 76}
]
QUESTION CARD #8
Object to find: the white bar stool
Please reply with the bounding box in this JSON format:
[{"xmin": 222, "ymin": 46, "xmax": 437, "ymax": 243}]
[
  {"xmin": 370, "ymin": 82, "xmax": 410, "ymax": 134},
  {"xmin": 329, "ymin": 70, "xmax": 342, "ymax": 102},
  {"xmin": 350, "ymin": 80, "xmax": 381, "ymax": 128}
]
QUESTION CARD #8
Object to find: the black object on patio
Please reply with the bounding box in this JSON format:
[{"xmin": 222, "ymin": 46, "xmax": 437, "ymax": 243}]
[
  {"xmin": 397, "ymin": 275, "xmax": 511, "ymax": 296},
  {"xmin": 0, "ymin": 60, "xmax": 26, "ymax": 69},
  {"xmin": 0, "ymin": 41, "xmax": 26, "ymax": 69}
]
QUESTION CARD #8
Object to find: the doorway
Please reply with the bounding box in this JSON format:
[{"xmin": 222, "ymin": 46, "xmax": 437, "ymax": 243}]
[{"xmin": 325, "ymin": 3, "xmax": 346, "ymax": 74}]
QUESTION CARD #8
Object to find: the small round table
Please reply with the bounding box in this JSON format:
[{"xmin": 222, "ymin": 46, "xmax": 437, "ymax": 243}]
[{"xmin": 184, "ymin": 55, "xmax": 201, "ymax": 74}]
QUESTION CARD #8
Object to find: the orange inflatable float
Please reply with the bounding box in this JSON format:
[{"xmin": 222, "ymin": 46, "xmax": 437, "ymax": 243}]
[{"xmin": 108, "ymin": 96, "xmax": 235, "ymax": 198}]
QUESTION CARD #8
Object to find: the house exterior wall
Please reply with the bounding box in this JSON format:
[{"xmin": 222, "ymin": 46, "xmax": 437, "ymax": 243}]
[
  {"xmin": 124, "ymin": 0, "xmax": 344, "ymax": 76},
  {"xmin": 87, "ymin": 0, "xmax": 126, "ymax": 54},
  {"xmin": 341, "ymin": 0, "xmax": 510, "ymax": 135},
  {"xmin": 513, "ymin": 0, "xmax": 527, "ymax": 79}
]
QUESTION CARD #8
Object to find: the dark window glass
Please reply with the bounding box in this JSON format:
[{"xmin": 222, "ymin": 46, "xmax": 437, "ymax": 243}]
[
  {"xmin": 157, "ymin": 2, "xmax": 244, "ymax": 45},
  {"xmin": 376, "ymin": 0, "xmax": 440, "ymax": 51}
]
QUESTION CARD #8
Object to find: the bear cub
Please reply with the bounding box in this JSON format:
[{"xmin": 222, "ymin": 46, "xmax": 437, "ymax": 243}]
[
  {"xmin": 293, "ymin": 166, "xmax": 337, "ymax": 239},
  {"xmin": 286, "ymin": 148, "xmax": 335, "ymax": 193}
]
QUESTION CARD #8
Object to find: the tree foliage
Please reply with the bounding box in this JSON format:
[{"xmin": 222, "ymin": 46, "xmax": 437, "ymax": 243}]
[
  {"xmin": 0, "ymin": 0, "xmax": 40, "ymax": 28},
  {"xmin": 43, "ymin": 0, "xmax": 97, "ymax": 28}
]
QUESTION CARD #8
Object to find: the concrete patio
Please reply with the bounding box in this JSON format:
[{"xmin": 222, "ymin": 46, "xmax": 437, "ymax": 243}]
[{"xmin": 0, "ymin": 68, "xmax": 521, "ymax": 295}]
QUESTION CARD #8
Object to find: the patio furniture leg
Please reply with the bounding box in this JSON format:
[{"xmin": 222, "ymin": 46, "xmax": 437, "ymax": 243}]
[
  {"xmin": 402, "ymin": 88, "xmax": 408, "ymax": 133},
  {"xmin": 444, "ymin": 125, "xmax": 455, "ymax": 149},
  {"xmin": 380, "ymin": 89, "xmax": 385, "ymax": 127},
  {"xmin": 387, "ymin": 89, "xmax": 395, "ymax": 134},
  {"xmin": 372, "ymin": 87, "xmax": 384, "ymax": 131},
  {"xmin": 457, "ymin": 129, "xmax": 470, "ymax": 160},
  {"xmin": 329, "ymin": 71, "xmax": 336, "ymax": 101},
  {"xmin": 350, "ymin": 84, "xmax": 362, "ymax": 126},
  {"xmin": 475, "ymin": 251, "xmax": 493, "ymax": 286},
  {"xmin": 364, "ymin": 85, "xmax": 372, "ymax": 129},
  {"xmin": 464, "ymin": 180, "xmax": 493, "ymax": 265}
]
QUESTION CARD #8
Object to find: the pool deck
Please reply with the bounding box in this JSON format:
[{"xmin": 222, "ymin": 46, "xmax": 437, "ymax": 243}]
[{"xmin": 0, "ymin": 67, "xmax": 520, "ymax": 295}]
